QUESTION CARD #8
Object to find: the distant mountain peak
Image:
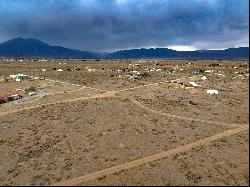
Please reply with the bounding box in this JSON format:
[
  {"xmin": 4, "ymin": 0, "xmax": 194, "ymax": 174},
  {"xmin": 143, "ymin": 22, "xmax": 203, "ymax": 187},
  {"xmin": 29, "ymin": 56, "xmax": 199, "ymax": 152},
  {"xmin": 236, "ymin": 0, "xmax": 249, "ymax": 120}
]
[
  {"xmin": 26, "ymin": 38, "xmax": 40, "ymax": 41},
  {"xmin": 14, "ymin": 37, "xmax": 25, "ymax": 40},
  {"xmin": 0, "ymin": 37, "xmax": 97, "ymax": 58},
  {"xmin": 26, "ymin": 38, "xmax": 50, "ymax": 46},
  {"xmin": 3, "ymin": 37, "xmax": 46, "ymax": 43}
]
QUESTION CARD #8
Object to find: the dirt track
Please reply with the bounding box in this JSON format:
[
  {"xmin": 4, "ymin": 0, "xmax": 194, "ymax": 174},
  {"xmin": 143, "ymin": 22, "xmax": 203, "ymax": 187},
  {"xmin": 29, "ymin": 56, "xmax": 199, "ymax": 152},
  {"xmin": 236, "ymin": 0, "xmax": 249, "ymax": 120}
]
[
  {"xmin": 53, "ymin": 125, "xmax": 248, "ymax": 186},
  {"xmin": 128, "ymin": 98, "xmax": 247, "ymax": 127},
  {"xmin": 0, "ymin": 91, "xmax": 115, "ymax": 116}
]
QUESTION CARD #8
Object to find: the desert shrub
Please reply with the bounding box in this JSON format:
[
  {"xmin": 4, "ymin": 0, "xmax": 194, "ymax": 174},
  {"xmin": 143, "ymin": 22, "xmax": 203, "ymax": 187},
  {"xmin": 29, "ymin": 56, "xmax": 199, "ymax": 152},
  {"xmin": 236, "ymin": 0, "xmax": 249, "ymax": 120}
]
[
  {"xmin": 208, "ymin": 63, "xmax": 220, "ymax": 67},
  {"xmin": 141, "ymin": 72, "xmax": 150, "ymax": 78},
  {"xmin": 240, "ymin": 64, "xmax": 248, "ymax": 68},
  {"xmin": 24, "ymin": 86, "xmax": 37, "ymax": 94},
  {"xmin": 198, "ymin": 69, "xmax": 205, "ymax": 73}
]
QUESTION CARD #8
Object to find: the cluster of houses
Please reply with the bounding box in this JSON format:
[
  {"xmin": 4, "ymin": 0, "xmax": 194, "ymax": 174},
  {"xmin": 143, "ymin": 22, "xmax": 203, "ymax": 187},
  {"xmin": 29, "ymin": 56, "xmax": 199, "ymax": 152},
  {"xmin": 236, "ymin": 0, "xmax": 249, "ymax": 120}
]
[
  {"xmin": 0, "ymin": 74, "xmax": 26, "ymax": 103},
  {"xmin": 9, "ymin": 74, "xmax": 29, "ymax": 82},
  {"xmin": 0, "ymin": 58, "xmax": 49, "ymax": 62},
  {"xmin": 0, "ymin": 74, "xmax": 39, "ymax": 104}
]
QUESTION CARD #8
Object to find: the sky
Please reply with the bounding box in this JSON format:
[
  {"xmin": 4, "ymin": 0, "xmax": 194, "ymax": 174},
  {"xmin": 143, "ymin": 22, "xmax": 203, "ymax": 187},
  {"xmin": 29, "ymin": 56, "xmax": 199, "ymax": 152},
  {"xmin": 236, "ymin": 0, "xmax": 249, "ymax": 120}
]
[{"xmin": 0, "ymin": 0, "xmax": 249, "ymax": 52}]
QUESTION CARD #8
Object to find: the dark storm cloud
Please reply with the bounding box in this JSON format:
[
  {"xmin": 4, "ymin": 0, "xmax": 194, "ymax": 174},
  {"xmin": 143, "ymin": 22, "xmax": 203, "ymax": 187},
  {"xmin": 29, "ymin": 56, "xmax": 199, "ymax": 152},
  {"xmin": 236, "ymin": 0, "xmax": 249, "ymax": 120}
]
[{"xmin": 0, "ymin": 0, "xmax": 248, "ymax": 51}]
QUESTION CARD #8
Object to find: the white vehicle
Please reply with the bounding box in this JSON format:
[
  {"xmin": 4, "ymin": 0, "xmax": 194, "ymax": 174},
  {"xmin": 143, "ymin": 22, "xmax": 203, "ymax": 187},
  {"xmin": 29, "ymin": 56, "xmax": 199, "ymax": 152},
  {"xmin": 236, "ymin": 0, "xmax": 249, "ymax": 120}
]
[
  {"xmin": 207, "ymin": 90, "xmax": 219, "ymax": 95},
  {"xmin": 28, "ymin": 92, "xmax": 37, "ymax": 96}
]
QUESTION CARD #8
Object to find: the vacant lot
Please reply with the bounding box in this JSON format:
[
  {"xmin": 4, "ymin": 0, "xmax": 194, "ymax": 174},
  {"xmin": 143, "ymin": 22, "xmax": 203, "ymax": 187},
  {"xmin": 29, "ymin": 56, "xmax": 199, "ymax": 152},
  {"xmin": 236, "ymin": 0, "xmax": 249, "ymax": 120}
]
[{"xmin": 0, "ymin": 59, "xmax": 249, "ymax": 185}]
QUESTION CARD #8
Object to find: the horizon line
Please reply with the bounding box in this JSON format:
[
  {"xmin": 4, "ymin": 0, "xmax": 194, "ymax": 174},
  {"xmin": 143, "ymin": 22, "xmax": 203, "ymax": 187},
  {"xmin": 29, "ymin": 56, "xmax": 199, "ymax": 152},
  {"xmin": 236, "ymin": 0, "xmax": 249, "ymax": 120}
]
[{"xmin": 0, "ymin": 37, "xmax": 249, "ymax": 53}]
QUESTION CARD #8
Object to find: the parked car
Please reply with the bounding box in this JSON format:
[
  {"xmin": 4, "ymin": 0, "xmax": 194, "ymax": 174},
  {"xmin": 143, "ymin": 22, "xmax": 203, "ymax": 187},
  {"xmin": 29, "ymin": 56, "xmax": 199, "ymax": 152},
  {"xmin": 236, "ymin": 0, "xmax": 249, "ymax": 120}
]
[{"xmin": 6, "ymin": 93, "xmax": 23, "ymax": 101}]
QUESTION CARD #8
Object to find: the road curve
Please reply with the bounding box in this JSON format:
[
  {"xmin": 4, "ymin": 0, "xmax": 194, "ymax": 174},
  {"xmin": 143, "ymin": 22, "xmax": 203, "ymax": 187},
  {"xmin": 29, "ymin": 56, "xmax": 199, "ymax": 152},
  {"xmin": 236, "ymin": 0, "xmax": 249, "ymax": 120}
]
[{"xmin": 129, "ymin": 98, "xmax": 248, "ymax": 127}]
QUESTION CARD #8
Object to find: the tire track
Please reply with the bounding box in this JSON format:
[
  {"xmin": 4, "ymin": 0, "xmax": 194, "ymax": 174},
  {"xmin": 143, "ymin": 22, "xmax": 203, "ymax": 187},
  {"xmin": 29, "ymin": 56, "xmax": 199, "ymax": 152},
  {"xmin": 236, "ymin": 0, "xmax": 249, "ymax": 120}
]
[
  {"xmin": 52, "ymin": 126, "xmax": 248, "ymax": 186},
  {"xmin": 44, "ymin": 77, "xmax": 107, "ymax": 92},
  {"xmin": 129, "ymin": 98, "xmax": 247, "ymax": 127},
  {"xmin": 0, "ymin": 91, "xmax": 116, "ymax": 116}
]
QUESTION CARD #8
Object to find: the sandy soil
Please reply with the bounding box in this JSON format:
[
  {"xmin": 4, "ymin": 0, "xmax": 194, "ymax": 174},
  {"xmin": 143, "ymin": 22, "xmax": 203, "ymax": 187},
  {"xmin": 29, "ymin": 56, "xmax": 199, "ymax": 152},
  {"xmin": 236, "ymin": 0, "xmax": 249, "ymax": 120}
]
[
  {"xmin": 85, "ymin": 131, "xmax": 248, "ymax": 186},
  {"xmin": 0, "ymin": 59, "xmax": 248, "ymax": 186}
]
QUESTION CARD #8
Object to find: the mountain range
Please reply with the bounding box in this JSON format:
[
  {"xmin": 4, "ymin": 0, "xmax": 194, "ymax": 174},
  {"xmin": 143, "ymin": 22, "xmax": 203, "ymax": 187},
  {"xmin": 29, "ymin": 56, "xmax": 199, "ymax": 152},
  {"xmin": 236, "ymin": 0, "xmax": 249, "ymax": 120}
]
[{"xmin": 0, "ymin": 38, "xmax": 248, "ymax": 59}]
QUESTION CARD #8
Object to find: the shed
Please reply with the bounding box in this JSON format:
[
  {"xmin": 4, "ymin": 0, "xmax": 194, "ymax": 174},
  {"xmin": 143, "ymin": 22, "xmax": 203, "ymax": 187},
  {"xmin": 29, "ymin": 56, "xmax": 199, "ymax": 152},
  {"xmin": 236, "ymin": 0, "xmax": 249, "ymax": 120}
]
[
  {"xmin": 201, "ymin": 76, "xmax": 207, "ymax": 80},
  {"xmin": 189, "ymin": 82, "xmax": 201, "ymax": 87},
  {"xmin": 128, "ymin": 75, "xmax": 139, "ymax": 80}
]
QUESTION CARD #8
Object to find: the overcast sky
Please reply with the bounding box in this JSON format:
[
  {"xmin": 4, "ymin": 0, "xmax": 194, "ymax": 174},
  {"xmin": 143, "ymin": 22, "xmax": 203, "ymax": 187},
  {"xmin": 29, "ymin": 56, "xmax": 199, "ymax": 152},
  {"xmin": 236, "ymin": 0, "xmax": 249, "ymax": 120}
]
[{"xmin": 0, "ymin": 0, "xmax": 249, "ymax": 52}]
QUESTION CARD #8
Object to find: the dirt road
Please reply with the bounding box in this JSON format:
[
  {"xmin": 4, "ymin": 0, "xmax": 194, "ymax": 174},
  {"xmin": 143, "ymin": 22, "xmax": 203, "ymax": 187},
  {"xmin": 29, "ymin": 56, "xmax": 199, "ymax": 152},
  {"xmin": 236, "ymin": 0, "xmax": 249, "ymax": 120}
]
[
  {"xmin": 129, "ymin": 98, "xmax": 247, "ymax": 127},
  {"xmin": 0, "ymin": 91, "xmax": 115, "ymax": 116},
  {"xmin": 53, "ymin": 125, "xmax": 248, "ymax": 186}
]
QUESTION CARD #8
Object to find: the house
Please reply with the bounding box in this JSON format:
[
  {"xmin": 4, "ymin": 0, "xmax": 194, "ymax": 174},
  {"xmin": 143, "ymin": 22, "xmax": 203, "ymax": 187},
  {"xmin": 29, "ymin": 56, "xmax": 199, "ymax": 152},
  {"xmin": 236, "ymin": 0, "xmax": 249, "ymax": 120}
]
[
  {"xmin": 10, "ymin": 74, "xmax": 29, "ymax": 82},
  {"xmin": 16, "ymin": 74, "xmax": 28, "ymax": 80}
]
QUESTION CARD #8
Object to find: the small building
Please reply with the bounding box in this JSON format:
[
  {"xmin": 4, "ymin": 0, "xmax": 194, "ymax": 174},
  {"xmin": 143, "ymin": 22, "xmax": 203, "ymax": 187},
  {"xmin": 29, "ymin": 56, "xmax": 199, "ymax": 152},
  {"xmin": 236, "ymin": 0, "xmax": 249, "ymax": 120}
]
[
  {"xmin": 192, "ymin": 70, "xmax": 200, "ymax": 75},
  {"xmin": 201, "ymin": 76, "xmax": 207, "ymax": 80},
  {"xmin": 205, "ymin": 70, "xmax": 213, "ymax": 73},
  {"xmin": 189, "ymin": 82, "xmax": 201, "ymax": 87},
  {"xmin": 16, "ymin": 74, "xmax": 28, "ymax": 81},
  {"xmin": 128, "ymin": 75, "xmax": 139, "ymax": 80},
  {"xmin": 10, "ymin": 74, "xmax": 29, "ymax": 82}
]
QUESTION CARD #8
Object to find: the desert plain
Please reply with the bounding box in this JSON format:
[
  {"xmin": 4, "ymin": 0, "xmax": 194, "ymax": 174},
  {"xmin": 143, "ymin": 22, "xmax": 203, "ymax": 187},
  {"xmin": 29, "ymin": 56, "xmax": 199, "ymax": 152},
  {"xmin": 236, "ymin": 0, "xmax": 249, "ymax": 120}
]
[{"xmin": 0, "ymin": 58, "xmax": 248, "ymax": 185}]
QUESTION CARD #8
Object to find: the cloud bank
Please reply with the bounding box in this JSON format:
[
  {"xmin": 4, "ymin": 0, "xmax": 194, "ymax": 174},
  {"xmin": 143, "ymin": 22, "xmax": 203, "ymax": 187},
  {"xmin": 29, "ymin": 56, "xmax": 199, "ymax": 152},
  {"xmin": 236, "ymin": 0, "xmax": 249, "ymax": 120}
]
[{"xmin": 0, "ymin": 0, "xmax": 249, "ymax": 51}]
